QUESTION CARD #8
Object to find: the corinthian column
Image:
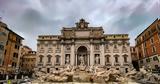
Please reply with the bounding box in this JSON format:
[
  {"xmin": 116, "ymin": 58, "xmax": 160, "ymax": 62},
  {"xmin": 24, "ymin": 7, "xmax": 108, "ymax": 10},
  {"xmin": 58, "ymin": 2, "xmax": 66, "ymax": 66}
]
[
  {"xmin": 90, "ymin": 44, "xmax": 94, "ymax": 65},
  {"xmin": 88, "ymin": 53, "xmax": 90, "ymax": 66},
  {"xmin": 61, "ymin": 44, "xmax": 64, "ymax": 65},
  {"xmin": 101, "ymin": 44, "xmax": 105, "ymax": 65},
  {"xmin": 71, "ymin": 44, "xmax": 75, "ymax": 65}
]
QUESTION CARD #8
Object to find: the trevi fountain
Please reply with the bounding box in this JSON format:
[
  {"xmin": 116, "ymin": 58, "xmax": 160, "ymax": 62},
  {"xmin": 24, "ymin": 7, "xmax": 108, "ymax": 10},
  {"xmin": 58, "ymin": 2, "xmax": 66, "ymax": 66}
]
[{"xmin": 32, "ymin": 64, "xmax": 160, "ymax": 84}]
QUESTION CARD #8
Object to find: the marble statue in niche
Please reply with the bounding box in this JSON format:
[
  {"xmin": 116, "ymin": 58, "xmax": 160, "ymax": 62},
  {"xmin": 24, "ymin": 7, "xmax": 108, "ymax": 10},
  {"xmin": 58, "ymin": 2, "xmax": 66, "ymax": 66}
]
[
  {"xmin": 65, "ymin": 54, "xmax": 70, "ymax": 64},
  {"xmin": 79, "ymin": 55, "xmax": 85, "ymax": 65}
]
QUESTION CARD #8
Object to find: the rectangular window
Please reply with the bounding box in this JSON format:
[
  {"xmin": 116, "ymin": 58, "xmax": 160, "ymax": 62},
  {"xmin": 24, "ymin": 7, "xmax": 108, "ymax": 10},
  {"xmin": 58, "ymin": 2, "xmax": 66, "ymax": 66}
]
[
  {"xmin": 150, "ymin": 38, "xmax": 154, "ymax": 44},
  {"xmin": 47, "ymin": 55, "xmax": 52, "ymax": 63},
  {"xmin": 40, "ymin": 56, "xmax": 43, "ymax": 62},
  {"xmin": 139, "ymin": 53, "xmax": 142, "ymax": 59},
  {"xmin": 146, "ymin": 58, "xmax": 150, "ymax": 62},
  {"xmin": 105, "ymin": 56, "xmax": 110, "ymax": 63},
  {"xmin": 153, "ymin": 56, "xmax": 158, "ymax": 61},
  {"xmin": 125, "ymin": 68, "xmax": 128, "ymax": 73},
  {"xmin": 47, "ymin": 68, "xmax": 50, "ymax": 73},
  {"xmin": 152, "ymin": 46, "xmax": 156, "ymax": 53},
  {"xmin": 12, "ymin": 62, "xmax": 14, "ymax": 67},
  {"xmin": 15, "ymin": 44, "xmax": 17, "ymax": 49},
  {"xmin": 55, "ymin": 55, "xmax": 60, "ymax": 65},
  {"xmin": 144, "ymin": 49, "xmax": 147, "ymax": 56},
  {"xmin": 148, "ymin": 31, "xmax": 151, "ymax": 35},
  {"xmin": 13, "ymin": 53, "xmax": 18, "ymax": 58},
  {"xmin": 17, "ymin": 46, "xmax": 19, "ymax": 49},
  {"xmin": 124, "ymin": 56, "xmax": 127, "ymax": 63},
  {"xmin": 142, "ymin": 36, "xmax": 144, "ymax": 40},
  {"xmin": 0, "ymin": 45, "xmax": 4, "ymax": 50},
  {"xmin": 115, "ymin": 56, "xmax": 118, "ymax": 63},
  {"xmin": 4, "ymin": 50, "xmax": 7, "ymax": 55},
  {"xmin": 144, "ymin": 42, "xmax": 147, "ymax": 48},
  {"xmin": 13, "ymin": 53, "xmax": 16, "ymax": 57},
  {"xmin": 106, "ymin": 56, "xmax": 110, "ymax": 63},
  {"xmin": 158, "ymin": 33, "xmax": 160, "ymax": 39}
]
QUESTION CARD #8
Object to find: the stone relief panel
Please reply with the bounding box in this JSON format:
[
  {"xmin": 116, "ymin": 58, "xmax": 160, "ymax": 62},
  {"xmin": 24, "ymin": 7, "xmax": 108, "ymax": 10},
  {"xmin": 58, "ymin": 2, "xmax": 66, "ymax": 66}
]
[
  {"xmin": 63, "ymin": 31, "xmax": 74, "ymax": 38},
  {"xmin": 113, "ymin": 44, "xmax": 119, "ymax": 53},
  {"xmin": 75, "ymin": 31, "xmax": 90, "ymax": 37},
  {"xmin": 91, "ymin": 30, "xmax": 103, "ymax": 37},
  {"xmin": 75, "ymin": 40, "xmax": 90, "ymax": 44},
  {"xmin": 48, "ymin": 47, "xmax": 53, "ymax": 53},
  {"xmin": 55, "ymin": 44, "xmax": 61, "ymax": 53},
  {"xmin": 39, "ymin": 44, "xmax": 45, "ymax": 53},
  {"xmin": 122, "ymin": 45, "xmax": 128, "ymax": 53},
  {"xmin": 94, "ymin": 44, "xmax": 100, "ymax": 51},
  {"xmin": 65, "ymin": 45, "xmax": 71, "ymax": 53},
  {"xmin": 105, "ymin": 44, "xmax": 110, "ymax": 53}
]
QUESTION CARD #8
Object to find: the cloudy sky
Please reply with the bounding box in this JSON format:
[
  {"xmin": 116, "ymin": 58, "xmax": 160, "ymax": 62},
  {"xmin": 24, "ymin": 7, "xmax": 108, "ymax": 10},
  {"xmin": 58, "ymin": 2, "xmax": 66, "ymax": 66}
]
[{"xmin": 0, "ymin": 0, "xmax": 159, "ymax": 50}]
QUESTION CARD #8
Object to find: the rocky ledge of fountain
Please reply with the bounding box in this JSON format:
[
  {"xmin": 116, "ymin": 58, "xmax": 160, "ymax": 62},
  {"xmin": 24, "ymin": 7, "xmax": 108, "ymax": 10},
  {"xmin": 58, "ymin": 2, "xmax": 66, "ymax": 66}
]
[
  {"xmin": 125, "ymin": 66, "xmax": 160, "ymax": 84},
  {"xmin": 34, "ymin": 65, "xmax": 160, "ymax": 83}
]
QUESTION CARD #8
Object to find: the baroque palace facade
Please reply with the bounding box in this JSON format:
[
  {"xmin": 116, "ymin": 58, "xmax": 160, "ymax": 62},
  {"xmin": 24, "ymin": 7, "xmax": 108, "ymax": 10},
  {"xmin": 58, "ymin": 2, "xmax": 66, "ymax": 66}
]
[{"xmin": 35, "ymin": 19, "xmax": 132, "ymax": 73}]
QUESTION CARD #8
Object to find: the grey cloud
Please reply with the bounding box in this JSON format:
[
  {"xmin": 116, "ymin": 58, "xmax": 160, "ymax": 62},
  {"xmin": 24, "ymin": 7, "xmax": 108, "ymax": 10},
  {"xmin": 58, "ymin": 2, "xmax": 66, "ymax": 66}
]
[
  {"xmin": 105, "ymin": 0, "xmax": 159, "ymax": 33},
  {"xmin": 0, "ymin": 0, "xmax": 159, "ymax": 50}
]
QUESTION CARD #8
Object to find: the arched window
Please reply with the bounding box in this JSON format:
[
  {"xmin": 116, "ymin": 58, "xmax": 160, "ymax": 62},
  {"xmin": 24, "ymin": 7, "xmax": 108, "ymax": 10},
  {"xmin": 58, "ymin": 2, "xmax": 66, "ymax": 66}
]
[
  {"xmin": 39, "ymin": 55, "xmax": 44, "ymax": 63},
  {"xmin": 114, "ymin": 55, "xmax": 119, "ymax": 63},
  {"xmin": 105, "ymin": 55, "xmax": 110, "ymax": 63},
  {"xmin": 47, "ymin": 55, "xmax": 52, "ymax": 63},
  {"xmin": 123, "ymin": 54, "xmax": 128, "ymax": 63},
  {"xmin": 55, "ymin": 55, "xmax": 61, "ymax": 65}
]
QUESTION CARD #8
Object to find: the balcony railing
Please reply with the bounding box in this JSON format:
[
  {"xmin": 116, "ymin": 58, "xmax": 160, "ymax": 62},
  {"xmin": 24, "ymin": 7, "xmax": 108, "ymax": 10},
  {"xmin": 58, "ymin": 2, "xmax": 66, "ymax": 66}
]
[
  {"xmin": 114, "ymin": 62, "xmax": 121, "ymax": 66},
  {"xmin": 46, "ymin": 62, "xmax": 52, "ymax": 66},
  {"xmin": 105, "ymin": 62, "xmax": 112, "ymax": 66},
  {"xmin": 55, "ymin": 63, "xmax": 60, "ymax": 66},
  {"xmin": 123, "ymin": 62, "xmax": 130, "ymax": 66}
]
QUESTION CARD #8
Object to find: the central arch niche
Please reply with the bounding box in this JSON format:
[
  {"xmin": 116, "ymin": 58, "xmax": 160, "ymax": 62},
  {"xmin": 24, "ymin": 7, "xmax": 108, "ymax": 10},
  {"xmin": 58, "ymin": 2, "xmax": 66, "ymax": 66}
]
[{"xmin": 77, "ymin": 46, "xmax": 88, "ymax": 66}]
